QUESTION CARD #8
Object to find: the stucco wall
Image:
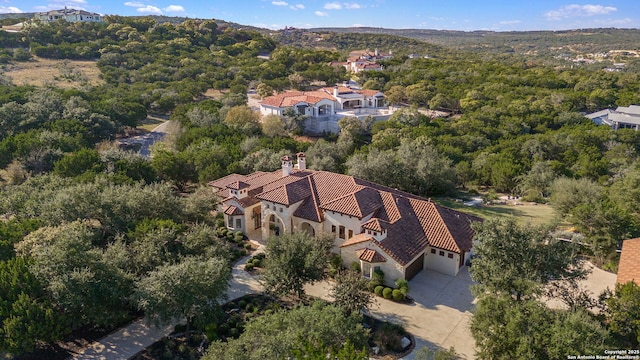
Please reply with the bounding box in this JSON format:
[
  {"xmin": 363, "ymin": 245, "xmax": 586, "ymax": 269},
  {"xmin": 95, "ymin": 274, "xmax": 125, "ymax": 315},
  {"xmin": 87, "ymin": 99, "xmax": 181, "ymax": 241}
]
[
  {"xmin": 340, "ymin": 240, "xmax": 404, "ymax": 287},
  {"xmin": 424, "ymin": 246, "xmax": 461, "ymax": 277}
]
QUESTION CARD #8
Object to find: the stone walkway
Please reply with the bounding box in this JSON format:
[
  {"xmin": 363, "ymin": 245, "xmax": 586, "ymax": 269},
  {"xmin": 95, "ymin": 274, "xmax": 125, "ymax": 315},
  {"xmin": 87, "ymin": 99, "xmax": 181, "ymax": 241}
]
[{"xmin": 72, "ymin": 244, "xmax": 264, "ymax": 360}]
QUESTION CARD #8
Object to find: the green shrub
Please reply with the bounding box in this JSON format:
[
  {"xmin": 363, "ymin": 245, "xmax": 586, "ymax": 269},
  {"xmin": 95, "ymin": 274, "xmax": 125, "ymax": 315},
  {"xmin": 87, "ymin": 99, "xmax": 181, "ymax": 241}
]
[
  {"xmin": 263, "ymin": 309, "xmax": 273, "ymax": 316},
  {"xmin": 367, "ymin": 280, "xmax": 381, "ymax": 292},
  {"xmin": 374, "ymin": 285, "xmax": 384, "ymax": 297},
  {"xmin": 244, "ymin": 243, "xmax": 252, "ymax": 250},
  {"xmin": 351, "ymin": 261, "xmax": 361, "ymax": 272},
  {"xmin": 229, "ymin": 327, "xmax": 239, "ymax": 337},
  {"xmin": 252, "ymin": 258, "xmax": 262, "ymax": 267},
  {"xmin": 245, "ymin": 303, "xmax": 254, "ymax": 311},
  {"xmin": 239, "ymin": 249, "xmax": 247, "ymax": 256},
  {"xmin": 217, "ymin": 323, "xmax": 229, "ymax": 336},
  {"xmin": 254, "ymin": 253, "xmax": 266, "ymax": 260},
  {"xmin": 238, "ymin": 300, "xmax": 247, "ymax": 308},
  {"xmin": 331, "ymin": 254, "xmax": 343, "ymax": 270},
  {"xmin": 205, "ymin": 323, "xmax": 218, "ymax": 341},
  {"xmin": 395, "ymin": 278, "xmax": 409, "ymax": 295},
  {"xmin": 392, "ymin": 289, "xmax": 405, "ymax": 301},
  {"xmin": 373, "ymin": 268, "xmax": 385, "ymax": 282},
  {"xmin": 245, "ymin": 263, "xmax": 254, "ymax": 271},
  {"xmin": 374, "ymin": 323, "xmax": 405, "ymax": 352},
  {"xmin": 382, "ymin": 287, "xmax": 393, "ymax": 299},
  {"xmin": 174, "ymin": 323, "xmax": 187, "ymax": 333}
]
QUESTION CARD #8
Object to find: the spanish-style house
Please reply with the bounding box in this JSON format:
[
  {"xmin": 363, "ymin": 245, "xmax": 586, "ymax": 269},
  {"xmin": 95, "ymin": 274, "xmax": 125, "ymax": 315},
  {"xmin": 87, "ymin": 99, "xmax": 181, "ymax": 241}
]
[
  {"xmin": 209, "ymin": 153, "xmax": 480, "ymax": 283},
  {"xmin": 586, "ymin": 105, "xmax": 640, "ymax": 130},
  {"xmin": 259, "ymin": 86, "xmax": 385, "ymax": 118},
  {"xmin": 34, "ymin": 7, "xmax": 103, "ymax": 23},
  {"xmin": 617, "ymin": 238, "xmax": 640, "ymax": 286},
  {"xmin": 343, "ymin": 49, "xmax": 392, "ymax": 73}
]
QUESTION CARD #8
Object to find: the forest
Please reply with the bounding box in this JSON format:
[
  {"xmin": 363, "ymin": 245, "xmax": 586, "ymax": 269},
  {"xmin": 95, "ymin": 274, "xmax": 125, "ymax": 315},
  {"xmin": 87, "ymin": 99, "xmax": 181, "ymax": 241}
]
[{"xmin": 0, "ymin": 15, "xmax": 639, "ymax": 358}]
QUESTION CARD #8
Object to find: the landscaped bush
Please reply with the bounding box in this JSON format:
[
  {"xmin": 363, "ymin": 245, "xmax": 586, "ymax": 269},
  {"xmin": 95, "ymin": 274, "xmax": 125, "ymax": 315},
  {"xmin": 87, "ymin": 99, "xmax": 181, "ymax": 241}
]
[
  {"xmin": 245, "ymin": 263, "xmax": 254, "ymax": 271},
  {"xmin": 205, "ymin": 323, "xmax": 218, "ymax": 341},
  {"xmin": 383, "ymin": 287, "xmax": 393, "ymax": 299},
  {"xmin": 373, "ymin": 268, "xmax": 385, "ymax": 283},
  {"xmin": 374, "ymin": 322, "xmax": 406, "ymax": 352},
  {"xmin": 238, "ymin": 300, "xmax": 247, "ymax": 308},
  {"xmin": 374, "ymin": 285, "xmax": 384, "ymax": 297},
  {"xmin": 351, "ymin": 261, "xmax": 361, "ymax": 272},
  {"xmin": 239, "ymin": 249, "xmax": 247, "ymax": 256},
  {"xmin": 217, "ymin": 323, "xmax": 229, "ymax": 336},
  {"xmin": 392, "ymin": 289, "xmax": 405, "ymax": 301},
  {"xmin": 244, "ymin": 243, "xmax": 252, "ymax": 250},
  {"xmin": 395, "ymin": 278, "xmax": 409, "ymax": 296},
  {"xmin": 367, "ymin": 280, "xmax": 381, "ymax": 292}
]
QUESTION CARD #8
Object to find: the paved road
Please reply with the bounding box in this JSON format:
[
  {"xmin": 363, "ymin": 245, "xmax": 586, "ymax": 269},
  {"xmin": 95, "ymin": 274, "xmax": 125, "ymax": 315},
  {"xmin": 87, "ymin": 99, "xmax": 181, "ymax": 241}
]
[
  {"xmin": 72, "ymin": 243, "xmax": 264, "ymax": 360},
  {"xmin": 117, "ymin": 120, "xmax": 171, "ymax": 158}
]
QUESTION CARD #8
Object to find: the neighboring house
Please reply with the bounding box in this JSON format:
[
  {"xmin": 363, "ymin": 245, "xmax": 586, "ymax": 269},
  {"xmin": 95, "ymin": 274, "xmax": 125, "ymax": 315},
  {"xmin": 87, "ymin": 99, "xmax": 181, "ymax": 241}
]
[
  {"xmin": 342, "ymin": 49, "xmax": 392, "ymax": 73},
  {"xmin": 259, "ymin": 86, "xmax": 385, "ymax": 118},
  {"xmin": 260, "ymin": 86, "xmax": 385, "ymax": 117},
  {"xmin": 34, "ymin": 7, "xmax": 103, "ymax": 23},
  {"xmin": 586, "ymin": 105, "xmax": 640, "ymax": 130},
  {"xmin": 209, "ymin": 153, "xmax": 480, "ymax": 283},
  {"xmin": 617, "ymin": 238, "xmax": 640, "ymax": 286}
]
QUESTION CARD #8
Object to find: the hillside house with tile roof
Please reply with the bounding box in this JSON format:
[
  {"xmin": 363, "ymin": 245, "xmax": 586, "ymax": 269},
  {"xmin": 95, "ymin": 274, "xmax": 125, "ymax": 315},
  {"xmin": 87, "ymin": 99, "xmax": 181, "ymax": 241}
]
[
  {"xmin": 209, "ymin": 153, "xmax": 480, "ymax": 282},
  {"xmin": 259, "ymin": 86, "xmax": 385, "ymax": 118},
  {"xmin": 617, "ymin": 238, "xmax": 640, "ymax": 286}
]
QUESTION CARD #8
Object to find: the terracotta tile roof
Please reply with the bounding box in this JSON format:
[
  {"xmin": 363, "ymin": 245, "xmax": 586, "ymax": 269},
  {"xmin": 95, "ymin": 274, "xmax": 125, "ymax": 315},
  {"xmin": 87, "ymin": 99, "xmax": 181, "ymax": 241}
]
[
  {"xmin": 360, "ymin": 89, "xmax": 383, "ymax": 97},
  {"xmin": 223, "ymin": 205, "xmax": 244, "ymax": 216},
  {"xmin": 357, "ymin": 248, "xmax": 387, "ymax": 263},
  {"xmin": 362, "ymin": 218, "xmax": 389, "ymax": 232},
  {"xmin": 256, "ymin": 177, "xmax": 311, "ymax": 205},
  {"xmin": 617, "ymin": 238, "xmax": 640, "ymax": 285},
  {"xmin": 292, "ymin": 177, "xmax": 323, "ymax": 223},
  {"xmin": 227, "ymin": 181, "xmax": 250, "ymax": 190},
  {"xmin": 209, "ymin": 162, "xmax": 480, "ymax": 267},
  {"xmin": 321, "ymin": 187, "xmax": 382, "ymax": 218},
  {"xmin": 260, "ymin": 91, "xmax": 334, "ymax": 108},
  {"xmin": 340, "ymin": 233, "xmax": 373, "ymax": 247}
]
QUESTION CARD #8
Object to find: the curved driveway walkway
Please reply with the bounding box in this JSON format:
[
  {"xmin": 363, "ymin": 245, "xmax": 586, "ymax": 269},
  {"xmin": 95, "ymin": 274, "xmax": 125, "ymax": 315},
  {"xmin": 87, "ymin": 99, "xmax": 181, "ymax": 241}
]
[{"xmin": 73, "ymin": 244, "xmax": 264, "ymax": 360}]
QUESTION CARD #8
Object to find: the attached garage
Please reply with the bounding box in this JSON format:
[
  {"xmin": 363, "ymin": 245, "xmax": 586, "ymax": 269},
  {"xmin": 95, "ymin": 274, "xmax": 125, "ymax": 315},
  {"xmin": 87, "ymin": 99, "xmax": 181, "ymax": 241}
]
[
  {"xmin": 405, "ymin": 253, "xmax": 424, "ymax": 280},
  {"xmin": 424, "ymin": 247, "xmax": 462, "ymax": 277}
]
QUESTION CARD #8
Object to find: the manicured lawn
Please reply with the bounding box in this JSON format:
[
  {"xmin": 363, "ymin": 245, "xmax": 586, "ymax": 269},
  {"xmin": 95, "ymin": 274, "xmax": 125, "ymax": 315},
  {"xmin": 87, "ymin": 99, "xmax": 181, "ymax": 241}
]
[{"xmin": 435, "ymin": 198, "xmax": 563, "ymax": 226}]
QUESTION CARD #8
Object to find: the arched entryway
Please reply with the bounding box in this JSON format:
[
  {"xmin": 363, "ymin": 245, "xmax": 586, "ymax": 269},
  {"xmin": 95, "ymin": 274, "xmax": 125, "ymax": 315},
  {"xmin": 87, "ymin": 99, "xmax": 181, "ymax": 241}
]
[
  {"xmin": 300, "ymin": 222, "xmax": 315, "ymax": 236},
  {"xmin": 268, "ymin": 214, "xmax": 284, "ymax": 236}
]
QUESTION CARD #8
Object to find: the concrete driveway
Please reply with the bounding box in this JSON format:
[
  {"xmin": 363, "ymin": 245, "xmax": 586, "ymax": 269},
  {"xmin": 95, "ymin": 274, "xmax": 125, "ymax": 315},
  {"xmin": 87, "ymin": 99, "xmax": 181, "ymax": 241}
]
[{"xmin": 305, "ymin": 267, "xmax": 477, "ymax": 359}]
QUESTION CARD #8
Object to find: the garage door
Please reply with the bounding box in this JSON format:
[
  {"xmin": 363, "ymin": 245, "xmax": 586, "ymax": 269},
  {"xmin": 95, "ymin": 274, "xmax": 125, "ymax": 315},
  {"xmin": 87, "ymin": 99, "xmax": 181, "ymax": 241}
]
[{"xmin": 405, "ymin": 253, "xmax": 424, "ymax": 280}]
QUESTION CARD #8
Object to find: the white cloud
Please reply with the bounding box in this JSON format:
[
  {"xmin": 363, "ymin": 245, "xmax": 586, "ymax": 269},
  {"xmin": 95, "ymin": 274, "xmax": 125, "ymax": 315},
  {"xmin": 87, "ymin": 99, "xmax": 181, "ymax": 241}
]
[
  {"xmin": 323, "ymin": 2, "xmax": 342, "ymax": 10},
  {"xmin": 0, "ymin": 6, "xmax": 21, "ymax": 13},
  {"xmin": 344, "ymin": 3, "xmax": 362, "ymax": 9},
  {"xmin": 124, "ymin": 1, "xmax": 144, "ymax": 7},
  {"xmin": 137, "ymin": 5, "xmax": 162, "ymax": 14},
  {"xmin": 499, "ymin": 20, "xmax": 521, "ymax": 25},
  {"xmin": 315, "ymin": 10, "xmax": 328, "ymax": 16},
  {"xmin": 272, "ymin": 1, "xmax": 288, "ymax": 6},
  {"xmin": 290, "ymin": 4, "xmax": 304, "ymax": 10},
  {"xmin": 164, "ymin": 5, "xmax": 184, "ymax": 13},
  {"xmin": 545, "ymin": 4, "xmax": 617, "ymax": 20}
]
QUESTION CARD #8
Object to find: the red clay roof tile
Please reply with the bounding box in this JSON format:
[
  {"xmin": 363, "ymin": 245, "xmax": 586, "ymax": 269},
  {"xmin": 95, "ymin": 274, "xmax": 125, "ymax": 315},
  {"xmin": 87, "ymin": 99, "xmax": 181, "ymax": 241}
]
[
  {"xmin": 357, "ymin": 248, "xmax": 387, "ymax": 263},
  {"xmin": 618, "ymin": 238, "xmax": 640, "ymax": 285}
]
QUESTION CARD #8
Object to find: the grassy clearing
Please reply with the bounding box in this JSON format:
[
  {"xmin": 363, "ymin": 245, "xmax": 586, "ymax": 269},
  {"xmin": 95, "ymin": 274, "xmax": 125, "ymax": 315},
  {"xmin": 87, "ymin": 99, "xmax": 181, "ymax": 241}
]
[
  {"xmin": 136, "ymin": 115, "xmax": 167, "ymax": 132},
  {"xmin": 435, "ymin": 198, "xmax": 563, "ymax": 226},
  {"xmin": 3, "ymin": 56, "xmax": 103, "ymax": 88}
]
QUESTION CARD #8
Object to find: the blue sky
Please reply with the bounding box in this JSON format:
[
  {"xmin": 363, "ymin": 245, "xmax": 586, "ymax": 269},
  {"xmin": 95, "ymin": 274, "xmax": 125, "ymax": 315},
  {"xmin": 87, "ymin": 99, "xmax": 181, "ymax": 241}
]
[{"xmin": 1, "ymin": 0, "xmax": 639, "ymax": 31}]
